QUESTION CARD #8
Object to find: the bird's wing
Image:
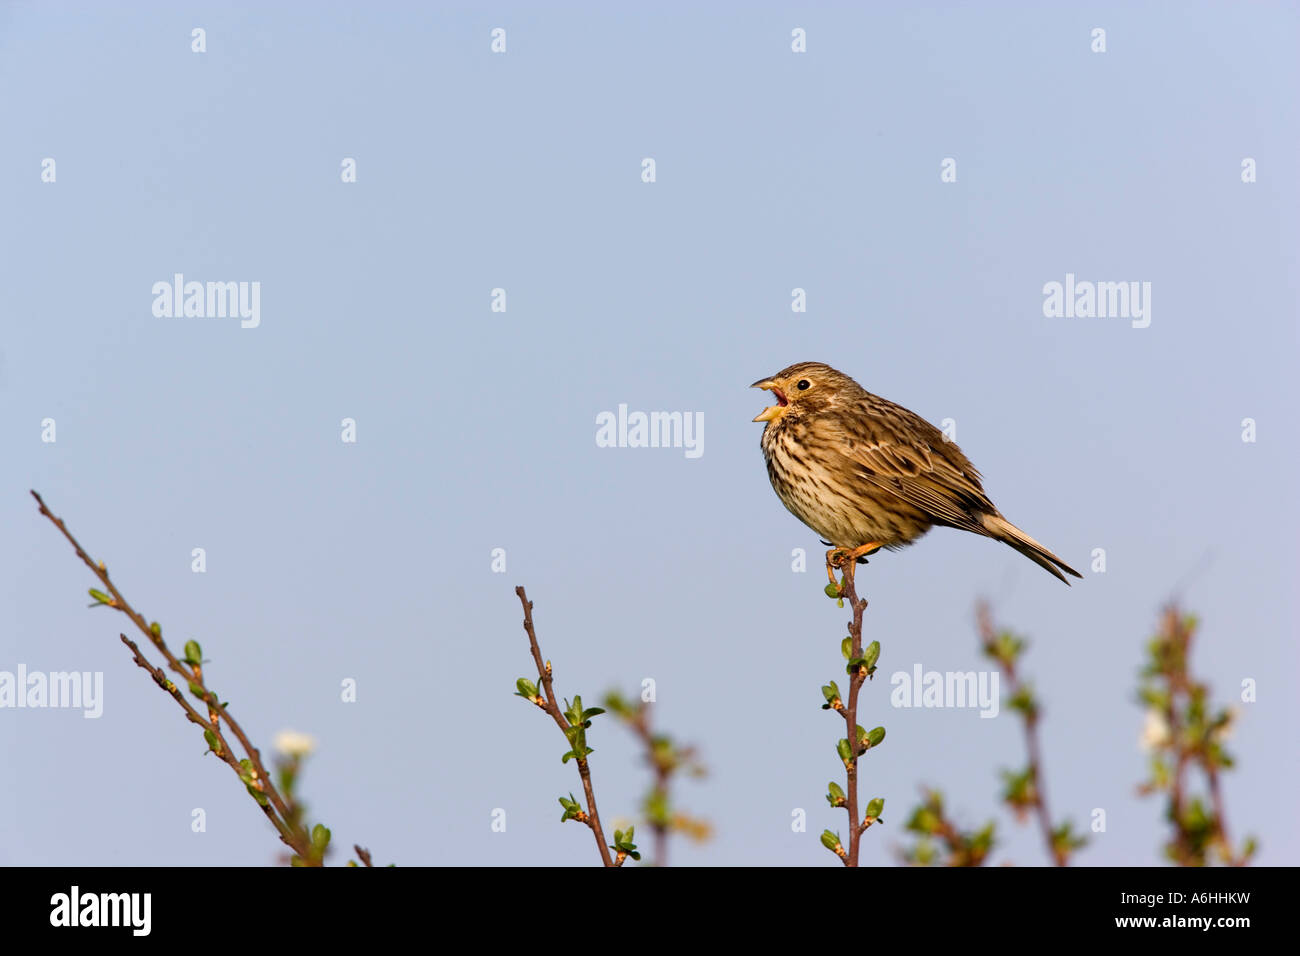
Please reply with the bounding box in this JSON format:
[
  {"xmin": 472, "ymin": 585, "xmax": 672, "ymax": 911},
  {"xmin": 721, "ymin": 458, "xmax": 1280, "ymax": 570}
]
[{"xmin": 828, "ymin": 408, "xmax": 995, "ymax": 531}]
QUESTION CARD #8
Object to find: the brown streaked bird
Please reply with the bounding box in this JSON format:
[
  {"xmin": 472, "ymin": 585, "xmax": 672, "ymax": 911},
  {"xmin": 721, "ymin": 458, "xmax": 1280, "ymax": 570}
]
[{"xmin": 751, "ymin": 361, "xmax": 1081, "ymax": 589}]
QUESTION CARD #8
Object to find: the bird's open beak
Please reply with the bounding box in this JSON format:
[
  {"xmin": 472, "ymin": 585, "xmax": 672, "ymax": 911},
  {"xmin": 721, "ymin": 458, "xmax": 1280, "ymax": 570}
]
[{"xmin": 751, "ymin": 379, "xmax": 789, "ymax": 423}]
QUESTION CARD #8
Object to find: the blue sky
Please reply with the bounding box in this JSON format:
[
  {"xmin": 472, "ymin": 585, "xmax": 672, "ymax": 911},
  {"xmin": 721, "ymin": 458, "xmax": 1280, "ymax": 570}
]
[{"xmin": 2, "ymin": 1, "xmax": 1296, "ymax": 866}]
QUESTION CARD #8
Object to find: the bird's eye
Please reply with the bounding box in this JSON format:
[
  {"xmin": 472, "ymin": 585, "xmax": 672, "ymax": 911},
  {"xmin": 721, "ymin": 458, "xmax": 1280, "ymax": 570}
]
[{"xmin": 796, "ymin": 380, "xmax": 811, "ymax": 391}]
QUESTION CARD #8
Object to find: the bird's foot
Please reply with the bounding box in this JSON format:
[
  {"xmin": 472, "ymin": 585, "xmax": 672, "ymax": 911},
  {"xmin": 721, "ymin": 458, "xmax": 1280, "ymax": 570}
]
[{"xmin": 824, "ymin": 543, "xmax": 883, "ymax": 597}]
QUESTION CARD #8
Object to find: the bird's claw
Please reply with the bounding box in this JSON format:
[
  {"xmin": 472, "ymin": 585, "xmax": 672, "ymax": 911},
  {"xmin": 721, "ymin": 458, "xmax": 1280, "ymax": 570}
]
[{"xmin": 824, "ymin": 543, "xmax": 883, "ymax": 597}]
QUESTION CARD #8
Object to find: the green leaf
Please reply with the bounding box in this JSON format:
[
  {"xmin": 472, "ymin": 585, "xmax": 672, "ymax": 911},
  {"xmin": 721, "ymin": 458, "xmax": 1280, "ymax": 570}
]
[
  {"xmin": 841, "ymin": 637, "xmax": 852, "ymax": 660},
  {"xmin": 183, "ymin": 640, "xmax": 203, "ymax": 665},
  {"xmin": 87, "ymin": 588, "xmax": 111, "ymax": 605},
  {"xmin": 906, "ymin": 807, "xmax": 941, "ymax": 835},
  {"xmin": 865, "ymin": 797, "xmax": 885, "ymax": 819},
  {"xmin": 610, "ymin": 825, "xmax": 641, "ymax": 858},
  {"xmin": 514, "ymin": 678, "xmax": 539, "ymax": 699},
  {"xmin": 311, "ymin": 823, "xmax": 331, "ymax": 851},
  {"xmin": 820, "ymin": 830, "xmax": 842, "ymax": 852},
  {"xmin": 558, "ymin": 794, "xmax": 583, "ymax": 822},
  {"xmin": 824, "ymin": 582, "xmax": 842, "ymax": 600},
  {"xmin": 602, "ymin": 691, "xmax": 631, "ymax": 716},
  {"xmin": 863, "ymin": 641, "xmax": 880, "ymax": 670},
  {"xmin": 187, "ymin": 682, "xmax": 207, "ymax": 701},
  {"xmin": 561, "ymin": 745, "xmax": 593, "ymax": 764},
  {"xmin": 866, "ymin": 726, "xmax": 886, "ymax": 749},
  {"xmin": 1009, "ymin": 685, "xmax": 1036, "ymax": 716},
  {"xmin": 644, "ymin": 789, "xmax": 670, "ymax": 827},
  {"xmin": 821, "ymin": 681, "xmax": 842, "ymax": 708}
]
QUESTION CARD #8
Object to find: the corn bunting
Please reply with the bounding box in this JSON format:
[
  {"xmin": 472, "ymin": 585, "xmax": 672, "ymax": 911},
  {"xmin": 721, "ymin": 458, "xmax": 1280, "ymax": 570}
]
[{"xmin": 752, "ymin": 361, "xmax": 1081, "ymax": 588}]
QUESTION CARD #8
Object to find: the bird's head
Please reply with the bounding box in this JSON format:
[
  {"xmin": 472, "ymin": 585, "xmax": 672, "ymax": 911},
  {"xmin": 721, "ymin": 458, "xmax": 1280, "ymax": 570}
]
[{"xmin": 750, "ymin": 361, "xmax": 857, "ymax": 423}]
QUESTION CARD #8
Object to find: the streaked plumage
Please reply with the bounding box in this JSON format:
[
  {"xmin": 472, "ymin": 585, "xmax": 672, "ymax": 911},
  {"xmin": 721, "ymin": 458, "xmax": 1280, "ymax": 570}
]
[{"xmin": 751, "ymin": 361, "xmax": 1080, "ymax": 584}]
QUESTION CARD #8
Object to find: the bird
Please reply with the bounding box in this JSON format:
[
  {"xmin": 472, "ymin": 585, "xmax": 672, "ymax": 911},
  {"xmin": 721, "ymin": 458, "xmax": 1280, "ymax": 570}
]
[{"xmin": 751, "ymin": 361, "xmax": 1081, "ymax": 589}]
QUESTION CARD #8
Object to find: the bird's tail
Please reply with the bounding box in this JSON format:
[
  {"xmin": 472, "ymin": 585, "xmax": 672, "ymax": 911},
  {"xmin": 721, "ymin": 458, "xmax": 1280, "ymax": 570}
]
[{"xmin": 981, "ymin": 514, "xmax": 1082, "ymax": 585}]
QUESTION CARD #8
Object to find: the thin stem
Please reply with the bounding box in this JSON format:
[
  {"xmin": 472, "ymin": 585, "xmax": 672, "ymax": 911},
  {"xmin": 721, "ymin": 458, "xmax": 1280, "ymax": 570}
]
[
  {"xmin": 977, "ymin": 601, "xmax": 1065, "ymax": 866},
  {"xmin": 1156, "ymin": 608, "xmax": 1243, "ymax": 866},
  {"xmin": 1205, "ymin": 766, "xmax": 1227, "ymax": 850},
  {"xmin": 515, "ymin": 586, "xmax": 615, "ymax": 867},
  {"xmin": 118, "ymin": 632, "xmax": 291, "ymax": 841},
  {"xmin": 1022, "ymin": 707, "xmax": 1063, "ymax": 866},
  {"xmin": 623, "ymin": 706, "xmax": 669, "ymax": 865},
  {"xmin": 1160, "ymin": 609, "xmax": 1194, "ymax": 865},
  {"xmin": 31, "ymin": 491, "xmax": 315, "ymax": 863},
  {"xmin": 840, "ymin": 569, "xmax": 870, "ymax": 867}
]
